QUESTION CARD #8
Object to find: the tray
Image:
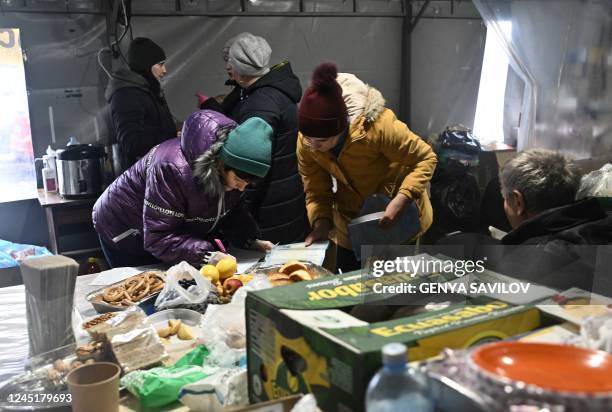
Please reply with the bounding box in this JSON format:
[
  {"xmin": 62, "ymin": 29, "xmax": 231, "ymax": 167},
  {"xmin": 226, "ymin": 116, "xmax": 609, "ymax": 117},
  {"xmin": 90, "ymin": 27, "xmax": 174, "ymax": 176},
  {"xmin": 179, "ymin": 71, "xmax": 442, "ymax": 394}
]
[
  {"xmin": 86, "ymin": 271, "xmax": 165, "ymax": 315},
  {"xmin": 249, "ymin": 260, "xmax": 333, "ymax": 280}
]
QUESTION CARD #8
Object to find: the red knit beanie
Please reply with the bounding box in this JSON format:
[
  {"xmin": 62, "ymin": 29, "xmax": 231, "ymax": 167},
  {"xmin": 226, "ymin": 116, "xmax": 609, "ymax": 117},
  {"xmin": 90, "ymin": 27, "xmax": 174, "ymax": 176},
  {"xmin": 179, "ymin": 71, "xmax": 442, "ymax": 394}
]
[{"xmin": 298, "ymin": 63, "xmax": 348, "ymax": 138}]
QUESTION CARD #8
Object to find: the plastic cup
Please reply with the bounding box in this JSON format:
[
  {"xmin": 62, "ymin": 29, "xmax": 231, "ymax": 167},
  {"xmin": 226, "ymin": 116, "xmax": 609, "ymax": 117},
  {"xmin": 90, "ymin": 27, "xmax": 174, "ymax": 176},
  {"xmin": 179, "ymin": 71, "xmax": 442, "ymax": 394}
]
[{"xmin": 66, "ymin": 362, "xmax": 121, "ymax": 412}]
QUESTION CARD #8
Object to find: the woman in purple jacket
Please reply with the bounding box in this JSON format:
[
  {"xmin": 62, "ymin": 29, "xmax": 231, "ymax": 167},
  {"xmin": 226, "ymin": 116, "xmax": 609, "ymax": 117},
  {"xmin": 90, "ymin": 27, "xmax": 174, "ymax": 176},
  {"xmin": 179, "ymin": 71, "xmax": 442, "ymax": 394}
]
[{"xmin": 93, "ymin": 111, "xmax": 274, "ymax": 268}]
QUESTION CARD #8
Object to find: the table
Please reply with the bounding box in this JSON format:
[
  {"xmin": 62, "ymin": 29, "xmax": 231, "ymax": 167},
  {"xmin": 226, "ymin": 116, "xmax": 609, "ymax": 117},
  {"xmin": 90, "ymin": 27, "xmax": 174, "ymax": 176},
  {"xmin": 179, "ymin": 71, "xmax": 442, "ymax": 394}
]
[
  {"xmin": 0, "ymin": 274, "xmax": 101, "ymax": 386},
  {"xmin": 0, "ymin": 271, "xmax": 189, "ymax": 411},
  {"xmin": 36, "ymin": 189, "xmax": 99, "ymax": 257}
]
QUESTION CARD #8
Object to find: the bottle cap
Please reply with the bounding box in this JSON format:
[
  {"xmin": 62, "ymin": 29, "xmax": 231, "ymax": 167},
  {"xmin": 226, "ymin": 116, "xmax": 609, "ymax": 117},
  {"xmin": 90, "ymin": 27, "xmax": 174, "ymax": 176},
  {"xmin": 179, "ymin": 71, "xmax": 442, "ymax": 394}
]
[
  {"xmin": 382, "ymin": 342, "xmax": 407, "ymax": 366},
  {"xmin": 87, "ymin": 257, "xmax": 98, "ymax": 264}
]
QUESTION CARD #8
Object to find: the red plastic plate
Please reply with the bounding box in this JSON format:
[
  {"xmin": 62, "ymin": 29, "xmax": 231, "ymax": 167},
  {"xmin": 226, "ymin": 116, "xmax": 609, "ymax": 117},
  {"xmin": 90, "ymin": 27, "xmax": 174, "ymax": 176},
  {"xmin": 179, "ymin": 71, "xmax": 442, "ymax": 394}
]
[{"xmin": 472, "ymin": 342, "xmax": 612, "ymax": 394}]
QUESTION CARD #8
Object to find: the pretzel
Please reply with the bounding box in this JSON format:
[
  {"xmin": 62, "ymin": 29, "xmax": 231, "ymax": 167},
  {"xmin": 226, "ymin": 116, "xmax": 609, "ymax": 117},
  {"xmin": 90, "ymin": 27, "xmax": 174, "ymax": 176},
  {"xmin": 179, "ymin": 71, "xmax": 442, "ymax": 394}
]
[
  {"xmin": 146, "ymin": 272, "xmax": 164, "ymax": 285},
  {"xmin": 124, "ymin": 277, "xmax": 142, "ymax": 291},
  {"xmin": 130, "ymin": 282, "xmax": 150, "ymax": 302},
  {"xmin": 103, "ymin": 286, "xmax": 126, "ymax": 302},
  {"xmin": 127, "ymin": 277, "xmax": 146, "ymax": 295},
  {"xmin": 82, "ymin": 313, "xmax": 116, "ymax": 329},
  {"xmin": 101, "ymin": 272, "xmax": 165, "ymax": 305}
]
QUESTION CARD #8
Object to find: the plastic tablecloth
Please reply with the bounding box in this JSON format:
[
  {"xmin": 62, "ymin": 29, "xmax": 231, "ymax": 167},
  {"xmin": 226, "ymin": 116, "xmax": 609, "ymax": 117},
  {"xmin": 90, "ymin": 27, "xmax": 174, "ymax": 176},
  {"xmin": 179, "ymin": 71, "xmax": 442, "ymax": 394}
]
[
  {"xmin": 0, "ymin": 284, "xmax": 28, "ymax": 384},
  {"xmin": 0, "ymin": 271, "xmax": 146, "ymax": 386}
]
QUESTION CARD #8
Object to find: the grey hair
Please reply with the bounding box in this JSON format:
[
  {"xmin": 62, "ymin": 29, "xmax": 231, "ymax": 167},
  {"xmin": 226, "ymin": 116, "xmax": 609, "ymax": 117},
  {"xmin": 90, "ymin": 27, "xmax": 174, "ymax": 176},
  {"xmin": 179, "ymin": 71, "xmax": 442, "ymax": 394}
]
[
  {"xmin": 500, "ymin": 149, "xmax": 580, "ymax": 213},
  {"xmin": 193, "ymin": 128, "xmax": 231, "ymax": 198},
  {"xmin": 576, "ymin": 163, "xmax": 612, "ymax": 200}
]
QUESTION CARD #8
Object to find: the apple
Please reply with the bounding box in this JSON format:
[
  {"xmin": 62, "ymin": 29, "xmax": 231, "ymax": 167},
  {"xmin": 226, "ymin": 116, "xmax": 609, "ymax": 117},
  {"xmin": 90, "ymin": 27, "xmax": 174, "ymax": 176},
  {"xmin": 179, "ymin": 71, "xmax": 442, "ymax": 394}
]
[{"xmin": 223, "ymin": 277, "xmax": 243, "ymax": 295}]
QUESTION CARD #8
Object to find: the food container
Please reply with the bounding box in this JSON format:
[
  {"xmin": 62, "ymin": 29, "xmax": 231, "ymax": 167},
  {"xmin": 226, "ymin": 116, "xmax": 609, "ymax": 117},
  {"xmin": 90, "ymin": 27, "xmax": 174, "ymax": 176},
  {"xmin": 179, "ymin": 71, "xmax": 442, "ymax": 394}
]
[
  {"xmin": 469, "ymin": 342, "xmax": 612, "ymax": 411},
  {"xmin": 148, "ymin": 309, "xmax": 202, "ymax": 364},
  {"xmin": 86, "ymin": 271, "xmax": 165, "ymax": 315},
  {"xmin": 249, "ymin": 260, "xmax": 333, "ymax": 286},
  {"xmin": 148, "ymin": 308, "xmax": 202, "ymax": 327}
]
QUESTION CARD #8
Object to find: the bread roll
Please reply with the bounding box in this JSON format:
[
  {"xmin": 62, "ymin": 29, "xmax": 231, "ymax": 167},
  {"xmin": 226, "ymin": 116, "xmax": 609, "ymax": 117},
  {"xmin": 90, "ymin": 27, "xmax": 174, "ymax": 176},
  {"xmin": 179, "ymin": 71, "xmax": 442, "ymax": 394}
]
[
  {"xmin": 279, "ymin": 261, "xmax": 308, "ymax": 275},
  {"xmin": 289, "ymin": 269, "xmax": 312, "ymax": 282}
]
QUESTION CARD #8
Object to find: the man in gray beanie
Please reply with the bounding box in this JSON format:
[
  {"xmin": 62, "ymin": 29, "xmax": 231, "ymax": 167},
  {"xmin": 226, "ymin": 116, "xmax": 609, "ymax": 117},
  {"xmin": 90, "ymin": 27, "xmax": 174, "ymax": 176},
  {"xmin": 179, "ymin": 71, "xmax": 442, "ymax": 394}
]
[
  {"xmin": 197, "ymin": 33, "xmax": 269, "ymax": 113},
  {"xmin": 227, "ymin": 33, "xmax": 272, "ymax": 78},
  {"xmin": 223, "ymin": 33, "xmax": 307, "ymax": 245}
]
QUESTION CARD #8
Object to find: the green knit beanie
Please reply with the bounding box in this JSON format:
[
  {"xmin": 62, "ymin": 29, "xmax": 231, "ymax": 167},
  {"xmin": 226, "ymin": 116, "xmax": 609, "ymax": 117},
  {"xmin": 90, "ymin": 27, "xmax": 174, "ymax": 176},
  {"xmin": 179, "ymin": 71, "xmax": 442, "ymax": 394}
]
[{"xmin": 221, "ymin": 117, "xmax": 273, "ymax": 178}]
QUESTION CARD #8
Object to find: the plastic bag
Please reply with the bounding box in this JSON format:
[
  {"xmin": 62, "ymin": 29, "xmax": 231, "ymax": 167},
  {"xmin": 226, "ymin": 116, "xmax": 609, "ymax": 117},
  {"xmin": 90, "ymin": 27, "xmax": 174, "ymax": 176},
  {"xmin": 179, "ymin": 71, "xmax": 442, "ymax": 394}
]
[
  {"xmin": 576, "ymin": 163, "xmax": 612, "ymax": 199},
  {"xmin": 0, "ymin": 239, "xmax": 52, "ymax": 269},
  {"xmin": 290, "ymin": 394, "xmax": 319, "ymax": 412},
  {"xmin": 88, "ymin": 306, "xmax": 167, "ymax": 373},
  {"xmin": 429, "ymin": 159, "xmax": 481, "ymax": 238},
  {"xmin": 204, "ymin": 251, "xmax": 236, "ymax": 266},
  {"xmin": 198, "ymin": 274, "xmax": 271, "ymax": 357},
  {"xmin": 580, "ymin": 312, "xmax": 612, "ymax": 353},
  {"xmin": 179, "ymin": 367, "xmax": 248, "ymax": 411},
  {"xmin": 439, "ymin": 125, "xmax": 482, "ymax": 154},
  {"xmin": 155, "ymin": 261, "xmax": 214, "ymax": 311},
  {"xmin": 199, "ymin": 302, "xmax": 247, "ymax": 353},
  {"xmin": 120, "ymin": 345, "xmax": 210, "ymax": 408}
]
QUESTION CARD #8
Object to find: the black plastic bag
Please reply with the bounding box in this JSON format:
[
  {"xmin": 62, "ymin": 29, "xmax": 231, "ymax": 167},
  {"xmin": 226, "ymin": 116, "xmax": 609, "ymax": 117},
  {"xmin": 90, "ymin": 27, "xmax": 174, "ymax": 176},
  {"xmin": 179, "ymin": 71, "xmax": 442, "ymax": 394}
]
[
  {"xmin": 439, "ymin": 125, "xmax": 482, "ymax": 154},
  {"xmin": 430, "ymin": 159, "xmax": 481, "ymax": 236}
]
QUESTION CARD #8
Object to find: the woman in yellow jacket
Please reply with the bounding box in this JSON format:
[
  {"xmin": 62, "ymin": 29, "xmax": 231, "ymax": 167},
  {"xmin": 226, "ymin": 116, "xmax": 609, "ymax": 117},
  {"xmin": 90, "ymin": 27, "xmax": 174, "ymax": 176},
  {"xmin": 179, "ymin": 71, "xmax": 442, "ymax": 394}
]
[{"xmin": 297, "ymin": 63, "xmax": 437, "ymax": 272}]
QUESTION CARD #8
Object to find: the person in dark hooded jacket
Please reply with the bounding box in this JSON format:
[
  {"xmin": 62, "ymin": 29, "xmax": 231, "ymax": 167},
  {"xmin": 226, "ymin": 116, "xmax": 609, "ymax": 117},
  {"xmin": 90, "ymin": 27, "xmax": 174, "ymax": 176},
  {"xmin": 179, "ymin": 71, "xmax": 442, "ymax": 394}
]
[
  {"xmin": 106, "ymin": 37, "xmax": 177, "ymax": 171},
  {"xmin": 223, "ymin": 33, "xmax": 307, "ymax": 245},
  {"xmin": 487, "ymin": 149, "xmax": 612, "ymax": 295},
  {"xmin": 93, "ymin": 111, "xmax": 274, "ymax": 268}
]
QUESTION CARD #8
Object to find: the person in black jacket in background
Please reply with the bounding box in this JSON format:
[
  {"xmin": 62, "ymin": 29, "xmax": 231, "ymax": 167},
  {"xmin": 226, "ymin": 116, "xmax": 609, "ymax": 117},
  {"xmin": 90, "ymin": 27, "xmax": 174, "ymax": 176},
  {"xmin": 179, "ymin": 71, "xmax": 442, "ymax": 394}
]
[
  {"xmin": 223, "ymin": 33, "xmax": 307, "ymax": 244},
  {"xmin": 436, "ymin": 149, "xmax": 612, "ymax": 296},
  {"xmin": 491, "ymin": 149, "xmax": 612, "ymax": 294},
  {"xmin": 106, "ymin": 38, "xmax": 177, "ymax": 171}
]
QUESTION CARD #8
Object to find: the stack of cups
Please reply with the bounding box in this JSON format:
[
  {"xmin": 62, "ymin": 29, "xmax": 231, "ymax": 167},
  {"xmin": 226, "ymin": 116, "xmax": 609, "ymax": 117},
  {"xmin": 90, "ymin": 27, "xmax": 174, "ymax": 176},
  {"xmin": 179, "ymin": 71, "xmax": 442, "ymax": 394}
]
[{"xmin": 20, "ymin": 255, "xmax": 79, "ymax": 355}]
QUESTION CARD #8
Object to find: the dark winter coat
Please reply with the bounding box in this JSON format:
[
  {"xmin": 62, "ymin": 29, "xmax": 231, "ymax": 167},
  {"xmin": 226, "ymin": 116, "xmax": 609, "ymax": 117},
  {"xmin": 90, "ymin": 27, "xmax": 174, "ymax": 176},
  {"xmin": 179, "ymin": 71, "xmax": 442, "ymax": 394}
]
[
  {"xmin": 105, "ymin": 68, "xmax": 177, "ymax": 171},
  {"xmin": 225, "ymin": 61, "xmax": 307, "ymax": 244},
  {"xmin": 92, "ymin": 110, "xmax": 260, "ymax": 267},
  {"xmin": 490, "ymin": 197, "xmax": 612, "ymax": 295}
]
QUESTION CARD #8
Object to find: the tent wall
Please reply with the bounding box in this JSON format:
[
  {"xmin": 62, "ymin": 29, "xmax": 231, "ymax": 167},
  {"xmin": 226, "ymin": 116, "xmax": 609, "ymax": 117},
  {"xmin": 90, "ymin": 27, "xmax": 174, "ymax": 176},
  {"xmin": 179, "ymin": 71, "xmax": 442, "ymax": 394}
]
[
  {"xmin": 0, "ymin": 1, "xmax": 488, "ymax": 248},
  {"xmin": 135, "ymin": 15, "xmax": 403, "ymax": 127},
  {"xmin": 409, "ymin": 0, "xmax": 485, "ymax": 138},
  {"xmin": 0, "ymin": 13, "xmax": 403, "ymax": 155}
]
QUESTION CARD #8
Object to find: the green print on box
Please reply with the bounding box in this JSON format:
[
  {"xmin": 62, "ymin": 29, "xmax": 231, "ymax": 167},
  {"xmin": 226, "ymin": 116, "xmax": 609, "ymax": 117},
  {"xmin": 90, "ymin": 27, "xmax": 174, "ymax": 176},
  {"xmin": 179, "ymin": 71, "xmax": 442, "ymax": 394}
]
[{"xmin": 246, "ymin": 269, "xmax": 545, "ymax": 412}]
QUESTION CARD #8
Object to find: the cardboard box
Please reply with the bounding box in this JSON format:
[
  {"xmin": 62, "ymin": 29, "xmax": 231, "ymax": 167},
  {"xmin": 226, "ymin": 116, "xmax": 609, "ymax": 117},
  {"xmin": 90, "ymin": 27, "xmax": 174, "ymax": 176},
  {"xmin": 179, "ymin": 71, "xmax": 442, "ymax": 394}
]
[
  {"xmin": 226, "ymin": 394, "xmax": 304, "ymax": 412},
  {"xmin": 518, "ymin": 323, "xmax": 581, "ymax": 345},
  {"xmin": 536, "ymin": 287, "xmax": 612, "ymax": 326},
  {"xmin": 246, "ymin": 270, "xmax": 542, "ymax": 412}
]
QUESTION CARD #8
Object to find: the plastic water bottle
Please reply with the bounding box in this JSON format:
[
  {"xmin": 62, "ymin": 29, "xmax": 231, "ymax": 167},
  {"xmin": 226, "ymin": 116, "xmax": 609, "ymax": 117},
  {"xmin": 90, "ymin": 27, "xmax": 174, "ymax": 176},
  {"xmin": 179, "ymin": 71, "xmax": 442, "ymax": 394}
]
[{"xmin": 365, "ymin": 343, "xmax": 434, "ymax": 412}]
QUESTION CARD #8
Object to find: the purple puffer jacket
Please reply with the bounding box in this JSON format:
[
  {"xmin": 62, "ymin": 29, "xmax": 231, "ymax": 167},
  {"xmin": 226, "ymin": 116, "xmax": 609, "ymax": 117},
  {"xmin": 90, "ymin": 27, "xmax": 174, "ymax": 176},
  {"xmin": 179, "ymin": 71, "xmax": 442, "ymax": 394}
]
[{"xmin": 93, "ymin": 110, "xmax": 259, "ymax": 266}]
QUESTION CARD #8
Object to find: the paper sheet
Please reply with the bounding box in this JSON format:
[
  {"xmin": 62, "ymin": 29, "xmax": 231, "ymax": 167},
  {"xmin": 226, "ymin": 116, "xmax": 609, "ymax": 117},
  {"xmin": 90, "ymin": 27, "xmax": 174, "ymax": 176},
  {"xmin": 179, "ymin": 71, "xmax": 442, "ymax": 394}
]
[
  {"xmin": 227, "ymin": 248, "xmax": 266, "ymax": 274},
  {"xmin": 89, "ymin": 267, "xmax": 142, "ymax": 286},
  {"xmin": 264, "ymin": 241, "xmax": 329, "ymax": 266}
]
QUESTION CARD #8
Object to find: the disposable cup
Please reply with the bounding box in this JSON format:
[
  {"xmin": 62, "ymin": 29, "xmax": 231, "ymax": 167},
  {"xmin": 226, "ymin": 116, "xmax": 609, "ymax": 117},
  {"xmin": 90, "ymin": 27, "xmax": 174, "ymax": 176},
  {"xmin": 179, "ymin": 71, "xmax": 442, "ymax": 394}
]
[{"xmin": 66, "ymin": 362, "xmax": 121, "ymax": 412}]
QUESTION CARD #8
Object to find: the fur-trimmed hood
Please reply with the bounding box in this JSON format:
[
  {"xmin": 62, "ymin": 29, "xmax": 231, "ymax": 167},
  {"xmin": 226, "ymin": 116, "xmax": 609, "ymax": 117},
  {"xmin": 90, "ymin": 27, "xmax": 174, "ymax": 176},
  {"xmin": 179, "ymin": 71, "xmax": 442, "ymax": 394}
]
[
  {"xmin": 179, "ymin": 110, "xmax": 237, "ymax": 198},
  {"xmin": 337, "ymin": 73, "xmax": 386, "ymax": 125}
]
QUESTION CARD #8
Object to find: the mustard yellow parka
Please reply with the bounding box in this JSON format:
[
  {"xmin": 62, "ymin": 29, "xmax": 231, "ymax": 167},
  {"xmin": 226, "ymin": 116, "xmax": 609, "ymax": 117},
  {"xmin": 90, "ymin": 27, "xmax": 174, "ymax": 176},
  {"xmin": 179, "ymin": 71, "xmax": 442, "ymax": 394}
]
[{"xmin": 297, "ymin": 73, "xmax": 437, "ymax": 249}]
